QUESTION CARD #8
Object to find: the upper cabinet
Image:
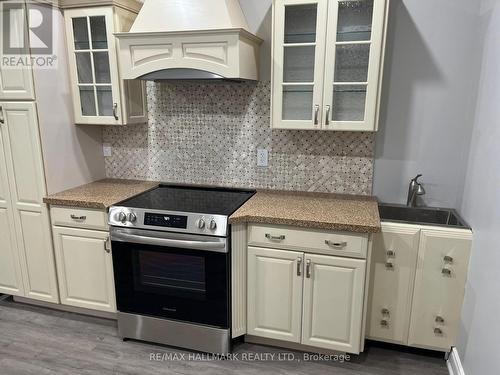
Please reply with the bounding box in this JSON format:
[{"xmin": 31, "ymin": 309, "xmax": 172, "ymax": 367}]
[
  {"xmin": 62, "ymin": 2, "xmax": 147, "ymax": 125},
  {"xmin": 271, "ymin": 0, "xmax": 388, "ymax": 131}
]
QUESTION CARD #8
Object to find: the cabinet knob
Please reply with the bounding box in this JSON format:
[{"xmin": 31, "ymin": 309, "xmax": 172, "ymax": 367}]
[
  {"xmin": 104, "ymin": 237, "xmax": 111, "ymax": 253},
  {"xmin": 444, "ymin": 255, "xmax": 453, "ymax": 264},
  {"xmin": 385, "ymin": 261, "xmax": 394, "ymax": 269},
  {"xmin": 386, "ymin": 250, "xmax": 396, "ymax": 258},
  {"xmin": 313, "ymin": 105, "xmax": 319, "ymax": 125},
  {"xmin": 306, "ymin": 259, "xmax": 312, "ymax": 279},
  {"xmin": 434, "ymin": 327, "xmax": 443, "ymax": 335},
  {"xmin": 380, "ymin": 319, "xmax": 389, "ymax": 327},
  {"xmin": 297, "ymin": 257, "xmax": 303, "ymax": 277},
  {"xmin": 435, "ymin": 316, "xmax": 445, "ymax": 324},
  {"xmin": 325, "ymin": 105, "xmax": 331, "ymax": 126},
  {"xmin": 381, "ymin": 308, "xmax": 390, "ymax": 316},
  {"xmin": 442, "ymin": 268, "xmax": 452, "ymax": 276},
  {"xmin": 113, "ymin": 103, "xmax": 119, "ymax": 120},
  {"xmin": 0, "ymin": 106, "xmax": 4, "ymax": 124}
]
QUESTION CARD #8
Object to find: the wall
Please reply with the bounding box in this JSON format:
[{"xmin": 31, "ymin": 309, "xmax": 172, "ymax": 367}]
[
  {"xmin": 104, "ymin": 82, "xmax": 375, "ymax": 194},
  {"xmin": 103, "ymin": 0, "xmax": 376, "ymax": 195},
  {"xmin": 373, "ymin": 0, "xmax": 481, "ymax": 207},
  {"xmin": 456, "ymin": 1, "xmax": 500, "ymax": 374},
  {"xmin": 34, "ymin": 4, "xmax": 105, "ymax": 194}
]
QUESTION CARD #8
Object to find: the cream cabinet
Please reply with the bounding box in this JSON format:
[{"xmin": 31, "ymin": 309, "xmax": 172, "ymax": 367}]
[
  {"xmin": 368, "ymin": 224, "xmax": 472, "ymax": 352},
  {"xmin": 0, "ymin": 102, "xmax": 59, "ymax": 303},
  {"xmin": 247, "ymin": 238, "xmax": 367, "ymax": 354},
  {"xmin": 62, "ymin": 4, "xmax": 147, "ymax": 125},
  {"xmin": 0, "ymin": 2, "xmax": 35, "ymax": 101},
  {"xmin": 52, "ymin": 226, "xmax": 116, "ymax": 313},
  {"xmin": 271, "ymin": 0, "xmax": 388, "ymax": 131},
  {"xmin": 408, "ymin": 229, "xmax": 472, "ymax": 351}
]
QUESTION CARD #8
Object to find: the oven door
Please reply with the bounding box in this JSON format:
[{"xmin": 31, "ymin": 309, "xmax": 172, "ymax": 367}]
[{"xmin": 110, "ymin": 227, "xmax": 229, "ymax": 328}]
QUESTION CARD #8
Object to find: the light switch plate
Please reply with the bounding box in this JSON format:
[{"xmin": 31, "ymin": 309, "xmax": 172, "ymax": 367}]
[
  {"xmin": 103, "ymin": 143, "xmax": 112, "ymax": 157},
  {"xmin": 257, "ymin": 149, "xmax": 268, "ymax": 167}
]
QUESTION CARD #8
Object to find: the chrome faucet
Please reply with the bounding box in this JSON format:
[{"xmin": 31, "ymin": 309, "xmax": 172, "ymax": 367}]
[{"xmin": 407, "ymin": 174, "xmax": 426, "ymax": 207}]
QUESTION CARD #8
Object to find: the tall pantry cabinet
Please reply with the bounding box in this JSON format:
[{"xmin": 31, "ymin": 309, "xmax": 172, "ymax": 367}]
[{"xmin": 0, "ymin": 1, "xmax": 59, "ymax": 302}]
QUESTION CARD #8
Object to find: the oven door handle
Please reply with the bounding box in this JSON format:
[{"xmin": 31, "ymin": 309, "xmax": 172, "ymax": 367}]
[{"xmin": 111, "ymin": 230, "xmax": 228, "ymax": 253}]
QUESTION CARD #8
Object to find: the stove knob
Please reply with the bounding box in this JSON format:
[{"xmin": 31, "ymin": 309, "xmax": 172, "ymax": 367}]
[
  {"xmin": 197, "ymin": 218, "xmax": 206, "ymax": 229},
  {"xmin": 127, "ymin": 212, "xmax": 137, "ymax": 223},
  {"xmin": 209, "ymin": 219, "xmax": 217, "ymax": 230},
  {"xmin": 117, "ymin": 211, "xmax": 127, "ymax": 223}
]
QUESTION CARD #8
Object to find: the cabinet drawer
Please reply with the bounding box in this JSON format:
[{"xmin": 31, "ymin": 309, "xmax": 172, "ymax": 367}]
[
  {"xmin": 51, "ymin": 206, "xmax": 108, "ymax": 231},
  {"xmin": 248, "ymin": 223, "xmax": 368, "ymax": 259}
]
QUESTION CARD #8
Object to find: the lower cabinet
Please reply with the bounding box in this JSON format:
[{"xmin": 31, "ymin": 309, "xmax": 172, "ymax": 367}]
[
  {"xmin": 247, "ymin": 246, "xmax": 366, "ymax": 353},
  {"xmin": 368, "ymin": 223, "xmax": 472, "ymax": 352},
  {"xmin": 52, "ymin": 226, "xmax": 116, "ymax": 313}
]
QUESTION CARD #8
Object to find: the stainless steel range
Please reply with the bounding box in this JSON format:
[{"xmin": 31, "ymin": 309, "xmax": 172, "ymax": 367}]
[{"xmin": 108, "ymin": 185, "xmax": 255, "ymax": 354}]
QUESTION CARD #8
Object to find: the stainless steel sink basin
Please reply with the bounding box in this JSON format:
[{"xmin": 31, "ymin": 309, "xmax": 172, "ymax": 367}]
[{"xmin": 378, "ymin": 204, "xmax": 470, "ymax": 229}]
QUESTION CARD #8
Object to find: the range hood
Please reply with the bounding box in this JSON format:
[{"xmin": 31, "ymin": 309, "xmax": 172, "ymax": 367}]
[{"xmin": 115, "ymin": 0, "xmax": 263, "ymax": 81}]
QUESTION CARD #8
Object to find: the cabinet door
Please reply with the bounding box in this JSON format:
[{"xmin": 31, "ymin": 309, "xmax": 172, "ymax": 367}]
[
  {"xmin": 408, "ymin": 229, "xmax": 472, "ymax": 351},
  {"xmin": 53, "ymin": 226, "xmax": 116, "ymax": 313},
  {"xmin": 247, "ymin": 246, "xmax": 304, "ymax": 343},
  {"xmin": 367, "ymin": 224, "xmax": 420, "ymax": 345},
  {"xmin": 1, "ymin": 102, "xmax": 59, "ymax": 303},
  {"xmin": 0, "ymin": 2, "xmax": 35, "ymax": 100},
  {"xmin": 302, "ymin": 253, "xmax": 366, "ymax": 353},
  {"xmin": 272, "ymin": 0, "xmax": 329, "ymax": 129},
  {"xmin": 322, "ymin": 0, "xmax": 387, "ymax": 131},
  {"xmin": 0, "ymin": 108, "xmax": 24, "ymax": 295},
  {"xmin": 64, "ymin": 7, "xmax": 122, "ymax": 125}
]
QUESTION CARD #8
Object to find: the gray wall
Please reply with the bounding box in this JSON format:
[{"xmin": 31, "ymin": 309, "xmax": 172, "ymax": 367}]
[
  {"xmin": 373, "ymin": 0, "xmax": 481, "ymax": 208},
  {"xmin": 456, "ymin": 1, "xmax": 500, "ymax": 374}
]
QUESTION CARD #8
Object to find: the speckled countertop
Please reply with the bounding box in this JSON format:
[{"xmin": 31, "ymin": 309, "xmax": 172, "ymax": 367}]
[
  {"xmin": 230, "ymin": 190, "xmax": 381, "ymax": 233},
  {"xmin": 43, "ymin": 179, "xmax": 159, "ymax": 209}
]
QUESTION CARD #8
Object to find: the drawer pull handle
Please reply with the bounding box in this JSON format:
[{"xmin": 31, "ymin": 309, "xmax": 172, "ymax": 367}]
[
  {"xmin": 444, "ymin": 255, "xmax": 453, "ymax": 263},
  {"xmin": 265, "ymin": 234, "xmax": 285, "ymax": 241},
  {"xmin": 435, "ymin": 316, "xmax": 445, "ymax": 324},
  {"xmin": 442, "ymin": 268, "xmax": 452, "ymax": 276},
  {"xmin": 386, "ymin": 250, "xmax": 396, "ymax": 257},
  {"xmin": 297, "ymin": 257, "xmax": 303, "ymax": 277},
  {"xmin": 104, "ymin": 237, "xmax": 111, "ymax": 253},
  {"xmin": 325, "ymin": 240, "xmax": 347, "ymax": 248},
  {"xmin": 385, "ymin": 262, "xmax": 394, "ymax": 269},
  {"xmin": 380, "ymin": 319, "xmax": 389, "ymax": 327},
  {"xmin": 434, "ymin": 327, "xmax": 443, "ymax": 335},
  {"xmin": 381, "ymin": 308, "xmax": 390, "ymax": 316},
  {"xmin": 70, "ymin": 215, "xmax": 87, "ymax": 221},
  {"xmin": 306, "ymin": 259, "xmax": 312, "ymax": 278}
]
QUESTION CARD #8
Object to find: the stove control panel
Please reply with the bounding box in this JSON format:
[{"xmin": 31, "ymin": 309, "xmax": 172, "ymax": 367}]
[{"xmin": 108, "ymin": 207, "xmax": 228, "ymax": 237}]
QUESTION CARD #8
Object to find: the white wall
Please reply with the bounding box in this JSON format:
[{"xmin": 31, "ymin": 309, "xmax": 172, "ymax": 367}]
[
  {"xmin": 456, "ymin": 1, "xmax": 500, "ymax": 374},
  {"xmin": 373, "ymin": 0, "xmax": 481, "ymax": 208},
  {"xmin": 33, "ymin": 5, "xmax": 106, "ymax": 194}
]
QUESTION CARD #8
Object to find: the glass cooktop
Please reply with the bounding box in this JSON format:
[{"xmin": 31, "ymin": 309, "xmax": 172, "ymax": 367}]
[{"xmin": 119, "ymin": 185, "xmax": 255, "ymax": 216}]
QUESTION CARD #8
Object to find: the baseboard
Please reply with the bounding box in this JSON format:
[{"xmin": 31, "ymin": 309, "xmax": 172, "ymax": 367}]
[{"xmin": 447, "ymin": 347, "xmax": 465, "ymax": 375}]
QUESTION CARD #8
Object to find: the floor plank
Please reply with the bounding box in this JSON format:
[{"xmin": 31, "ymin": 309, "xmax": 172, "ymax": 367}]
[{"xmin": 0, "ymin": 299, "xmax": 448, "ymax": 375}]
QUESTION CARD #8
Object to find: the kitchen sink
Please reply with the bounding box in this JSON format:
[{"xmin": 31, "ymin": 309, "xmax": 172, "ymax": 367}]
[{"xmin": 378, "ymin": 204, "xmax": 470, "ymax": 229}]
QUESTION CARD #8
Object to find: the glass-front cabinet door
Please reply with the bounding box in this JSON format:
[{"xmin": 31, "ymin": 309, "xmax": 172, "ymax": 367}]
[
  {"xmin": 272, "ymin": 0, "xmax": 329, "ymax": 129},
  {"xmin": 322, "ymin": 0, "xmax": 386, "ymax": 131},
  {"xmin": 271, "ymin": 0, "xmax": 388, "ymax": 131},
  {"xmin": 65, "ymin": 7, "xmax": 122, "ymax": 125}
]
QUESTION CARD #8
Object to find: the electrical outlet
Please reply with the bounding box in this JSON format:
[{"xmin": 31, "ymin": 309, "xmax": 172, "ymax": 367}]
[
  {"xmin": 103, "ymin": 143, "xmax": 112, "ymax": 157},
  {"xmin": 257, "ymin": 149, "xmax": 268, "ymax": 167}
]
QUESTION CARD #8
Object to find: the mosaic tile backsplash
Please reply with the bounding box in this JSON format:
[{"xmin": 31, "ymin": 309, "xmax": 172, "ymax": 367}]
[{"xmin": 103, "ymin": 81, "xmax": 375, "ymax": 195}]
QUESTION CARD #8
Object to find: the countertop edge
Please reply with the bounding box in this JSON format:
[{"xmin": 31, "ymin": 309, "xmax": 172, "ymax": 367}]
[{"xmin": 43, "ymin": 198, "xmax": 108, "ymax": 210}]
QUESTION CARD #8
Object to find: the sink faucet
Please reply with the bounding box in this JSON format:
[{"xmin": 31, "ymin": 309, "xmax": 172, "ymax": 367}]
[{"xmin": 407, "ymin": 174, "xmax": 426, "ymax": 207}]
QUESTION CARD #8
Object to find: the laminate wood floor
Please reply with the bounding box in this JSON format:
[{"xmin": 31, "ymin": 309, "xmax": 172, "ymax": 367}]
[{"xmin": 0, "ymin": 298, "xmax": 449, "ymax": 375}]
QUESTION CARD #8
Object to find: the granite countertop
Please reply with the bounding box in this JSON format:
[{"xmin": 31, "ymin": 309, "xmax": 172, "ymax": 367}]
[
  {"xmin": 229, "ymin": 190, "xmax": 381, "ymax": 233},
  {"xmin": 43, "ymin": 179, "xmax": 159, "ymax": 210}
]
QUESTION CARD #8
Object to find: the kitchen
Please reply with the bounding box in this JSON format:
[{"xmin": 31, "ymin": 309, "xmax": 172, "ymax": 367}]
[{"xmin": 0, "ymin": 0, "xmax": 498, "ymax": 374}]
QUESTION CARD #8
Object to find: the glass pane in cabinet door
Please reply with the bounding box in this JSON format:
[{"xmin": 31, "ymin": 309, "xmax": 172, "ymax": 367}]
[
  {"xmin": 332, "ymin": 85, "xmax": 367, "ymax": 121},
  {"xmin": 284, "ymin": 4, "xmax": 317, "ymax": 43},
  {"xmin": 96, "ymin": 86, "xmax": 113, "ymax": 116},
  {"xmin": 72, "ymin": 17, "xmax": 89, "ymax": 50},
  {"xmin": 337, "ymin": 0, "xmax": 374, "ymax": 42},
  {"xmin": 75, "ymin": 52, "xmax": 93, "ymax": 83},
  {"xmin": 79, "ymin": 86, "xmax": 96, "ymax": 116},
  {"xmin": 93, "ymin": 52, "xmax": 111, "ymax": 83},
  {"xmin": 334, "ymin": 44, "xmax": 370, "ymax": 82},
  {"xmin": 283, "ymin": 46, "xmax": 315, "ymax": 83},
  {"xmin": 90, "ymin": 16, "xmax": 108, "ymax": 49},
  {"xmin": 282, "ymin": 85, "xmax": 313, "ymax": 120}
]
